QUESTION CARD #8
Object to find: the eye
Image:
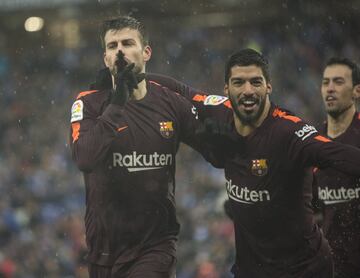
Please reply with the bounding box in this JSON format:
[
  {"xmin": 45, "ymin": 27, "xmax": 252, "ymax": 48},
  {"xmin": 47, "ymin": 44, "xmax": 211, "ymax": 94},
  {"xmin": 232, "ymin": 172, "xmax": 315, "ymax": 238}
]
[
  {"xmin": 122, "ymin": 39, "xmax": 136, "ymax": 47},
  {"xmin": 232, "ymin": 80, "xmax": 244, "ymax": 86},
  {"xmin": 251, "ymin": 80, "xmax": 263, "ymax": 87},
  {"xmin": 107, "ymin": 42, "xmax": 117, "ymax": 49},
  {"xmin": 334, "ymin": 79, "xmax": 344, "ymax": 85}
]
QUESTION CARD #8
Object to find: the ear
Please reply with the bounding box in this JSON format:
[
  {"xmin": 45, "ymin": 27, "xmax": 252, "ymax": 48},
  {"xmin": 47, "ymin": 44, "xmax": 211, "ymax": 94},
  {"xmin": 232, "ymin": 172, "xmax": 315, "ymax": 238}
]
[
  {"xmin": 224, "ymin": 83, "xmax": 229, "ymax": 96},
  {"xmin": 266, "ymin": 82, "xmax": 272, "ymax": 95},
  {"xmin": 143, "ymin": 45, "xmax": 152, "ymax": 62},
  {"xmin": 103, "ymin": 52, "xmax": 110, "ymax": 68},
  {"xmin": 353, "ymin": 84, "xmax": 360, "ymax": 100}
]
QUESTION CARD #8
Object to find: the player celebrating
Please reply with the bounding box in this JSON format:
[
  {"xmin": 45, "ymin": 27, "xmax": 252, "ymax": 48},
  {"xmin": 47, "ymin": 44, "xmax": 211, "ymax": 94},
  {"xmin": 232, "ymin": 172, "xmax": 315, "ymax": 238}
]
[
  {"xmin": 314, "ymin": 57, "xmax": 360, "ymax": 278},
  {"xmin": 69, "ymin": 16, "xmax": 210, "ymax": 278},
  {"xmin": 149, "ymin": 48, "xmax": 360, "ymax": 277}
]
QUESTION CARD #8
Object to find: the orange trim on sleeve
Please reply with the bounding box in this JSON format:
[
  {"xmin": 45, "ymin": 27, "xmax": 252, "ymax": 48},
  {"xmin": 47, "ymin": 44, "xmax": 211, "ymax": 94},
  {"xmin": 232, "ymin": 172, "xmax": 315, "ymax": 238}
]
[
  {"xmin": 72, "ymin": 122, "xmax": 80, "ymax": 143},
  {"xmin": 76, "ymin": 90, "xmax": 98, "ymax": 100},
  {"xmin": 272, "ymin": 108, "xmax": 301, "ymax": 123},
  {"xmin": 314, "ymin": 135, "xmax": 331, "ymax": 142},
  {"xmin": 192, "ymin": 94, "xmax": 207, "ymax": 102},
  {"xmin": 282, "ymin": 115, "xmax": 301, "ymax": 123},
  {"xmin": 223, "ymin": 100, "xmax": 232, "ymax": 109}
]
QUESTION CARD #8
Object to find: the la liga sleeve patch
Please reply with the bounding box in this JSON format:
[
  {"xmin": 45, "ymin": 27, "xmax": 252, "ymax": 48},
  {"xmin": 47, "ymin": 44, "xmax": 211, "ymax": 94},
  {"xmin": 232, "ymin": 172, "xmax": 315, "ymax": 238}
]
[
  {"xmin": 204, "ymin": 95, "xmax": 228, "ymax": 106},
  {"xmin": 71, "ymin": 99, "xmax": 84, "ymax": 123}
]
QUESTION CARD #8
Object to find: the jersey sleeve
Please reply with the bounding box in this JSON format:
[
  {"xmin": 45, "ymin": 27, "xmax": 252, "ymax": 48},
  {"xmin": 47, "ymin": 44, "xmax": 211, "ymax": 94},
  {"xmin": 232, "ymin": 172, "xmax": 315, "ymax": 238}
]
[
  {"xmin": 147, "ymin": 73, "xmax": 203, "ymax": 100},
  {"xmin": 172, "ymin": 91, "xmax": 226, "ymax": 168},
  {"xmin": 147, "ymin": 73, "xmax": 232, "ymax": 120},
  {"xmin": 286, "ymin": 120, "xmax": 360, "ymax": 176},
  {"xmin": 69, "ymin": 93, "xmax": 124, "ymax": 172}
]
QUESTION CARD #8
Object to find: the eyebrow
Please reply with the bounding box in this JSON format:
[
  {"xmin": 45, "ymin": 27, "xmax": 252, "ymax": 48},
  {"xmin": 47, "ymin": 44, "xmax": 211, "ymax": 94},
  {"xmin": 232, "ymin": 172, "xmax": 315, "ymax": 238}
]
[
  {"xmin": 106, "ymin": 38, "xmax": 136, "ymax": 48},
  {"xmin": 231, "ymin": 76, "xmax": 263, "ymax": 81},
  {"xmin": 322, "ymin": 76, "xmax": 345, "ymax": 81}
]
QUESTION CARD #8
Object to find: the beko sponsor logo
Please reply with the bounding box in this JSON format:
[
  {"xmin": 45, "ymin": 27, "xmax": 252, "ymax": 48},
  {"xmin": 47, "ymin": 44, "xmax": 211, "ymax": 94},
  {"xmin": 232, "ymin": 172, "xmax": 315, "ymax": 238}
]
[
  {"xmin": 226, "ymin": 179, "xmax": 270, "ymax": 204},
  {"xmin": 318, "ymin": 186, "xmax": 360, "ymax": 205},
  {"xmin": 113, "ymin": 151, "xmax": 173, "ymax": 172},
  {"xmin": 295, "ymin": 124, "xmax": 317, "ymax": 141}
]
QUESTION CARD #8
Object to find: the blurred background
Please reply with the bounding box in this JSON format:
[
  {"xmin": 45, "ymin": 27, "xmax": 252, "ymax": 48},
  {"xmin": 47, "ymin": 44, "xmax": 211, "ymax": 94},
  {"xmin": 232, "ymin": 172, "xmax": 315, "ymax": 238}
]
[{"xmin": 0, "ymin": 0, "xmax": 359, "ymax": 277}]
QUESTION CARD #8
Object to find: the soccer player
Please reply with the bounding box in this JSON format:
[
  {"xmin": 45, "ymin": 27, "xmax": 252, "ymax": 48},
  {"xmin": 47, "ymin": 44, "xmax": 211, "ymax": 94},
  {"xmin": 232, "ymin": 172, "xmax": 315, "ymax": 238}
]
[
  {"xmin": 148, "ymin": 48, "xmax": 360, "ymax": 277},
  {"xmin": 313, "ymin": 57, "xmax": 360, "ymax": 278},
  {"xmin": 69, "ymin": 16, "xmax": 209, "ymax": 278}
]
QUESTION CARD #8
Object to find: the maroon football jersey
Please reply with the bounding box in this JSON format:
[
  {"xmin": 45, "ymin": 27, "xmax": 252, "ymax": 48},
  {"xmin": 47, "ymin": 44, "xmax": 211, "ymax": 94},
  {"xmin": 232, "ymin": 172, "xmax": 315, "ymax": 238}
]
[
  {"xmin": 70, "ymin": 80, "xmax": 205, "ymax": 266},
  {"xmin": 314, "ymin": 112, "xmax": 360, "ymax": 277},
  {"xmin": 149, "ymin": 74, "xmax": 360, "ymax": 277}
]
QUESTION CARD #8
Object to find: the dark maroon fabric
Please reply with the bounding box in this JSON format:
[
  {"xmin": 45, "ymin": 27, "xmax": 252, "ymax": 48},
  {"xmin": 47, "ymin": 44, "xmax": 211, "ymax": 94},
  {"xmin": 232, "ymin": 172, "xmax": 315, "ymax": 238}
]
[
  {"xmin": 88, "ymin": 239, "xmax": 176, "ymax": 278},
  {"xmin": 70, "ymin": 80, "xmax": 205, "ymax": 266},
  {"xmin": 148, "ymin": 74, "xmax": 360, "ymax": 277},
  {"xmin": 314, "ymin": 112, "xmax": 360, "ymax": 278}
]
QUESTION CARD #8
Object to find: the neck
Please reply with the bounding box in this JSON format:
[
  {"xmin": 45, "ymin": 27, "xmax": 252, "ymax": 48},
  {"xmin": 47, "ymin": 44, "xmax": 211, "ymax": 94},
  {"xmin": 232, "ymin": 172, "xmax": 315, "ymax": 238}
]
[
  {"xmin": 234, "ymin": 99, "xmax": 271, "ymax": 136},
  {"xmin": 327, "ymin": 105, "xmax": 355, "ymax": 138}
]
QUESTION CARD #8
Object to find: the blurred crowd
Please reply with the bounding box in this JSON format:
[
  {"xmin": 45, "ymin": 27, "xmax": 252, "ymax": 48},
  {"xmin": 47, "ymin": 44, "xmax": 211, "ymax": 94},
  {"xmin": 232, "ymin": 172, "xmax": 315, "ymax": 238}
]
[{"xmin": 0, "ymin": 7, "xmax": 359, "ymax": 278}]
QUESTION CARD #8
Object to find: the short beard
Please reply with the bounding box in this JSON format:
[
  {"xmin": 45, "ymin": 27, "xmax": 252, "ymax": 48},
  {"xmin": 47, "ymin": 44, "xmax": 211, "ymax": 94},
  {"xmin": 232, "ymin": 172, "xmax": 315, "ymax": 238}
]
[
  {"xmin": 327, "ymin": 103, "xmax": 353, "ymax": 119},
  {"xmin": 230, "ymin": 95, "xmax": 266, "ymax": 125}
]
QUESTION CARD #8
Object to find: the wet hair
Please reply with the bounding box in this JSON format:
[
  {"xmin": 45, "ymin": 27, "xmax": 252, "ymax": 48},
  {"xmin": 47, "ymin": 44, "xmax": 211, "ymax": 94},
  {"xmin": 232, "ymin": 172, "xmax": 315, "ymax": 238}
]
[
  {"xmin": 325, "ymin": 57, "xmax": 360, "ymax": 86},
  {"xmin": 100, "ymin": 16, "xmax": 149, "ymax": 49},
  {"xmin": 225, "ymin": 48, "xmax": 270, "ymax": 83}
]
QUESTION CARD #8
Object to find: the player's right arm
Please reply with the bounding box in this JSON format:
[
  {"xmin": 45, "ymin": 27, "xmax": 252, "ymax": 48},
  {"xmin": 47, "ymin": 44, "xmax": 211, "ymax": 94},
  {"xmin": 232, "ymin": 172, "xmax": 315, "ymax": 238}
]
[
  {"xmin": 147, "ymin": 73, "xmax": 232, "ymax": 119},
  {"xmin": 70, "ymin": 92, "xmax": 124, "ymax": 172}
]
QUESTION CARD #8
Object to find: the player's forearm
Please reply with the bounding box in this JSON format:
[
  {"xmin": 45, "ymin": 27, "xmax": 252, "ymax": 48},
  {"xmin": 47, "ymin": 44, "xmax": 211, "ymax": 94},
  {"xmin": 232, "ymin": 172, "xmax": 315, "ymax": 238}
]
[{"xmin": 316, "ymin": 142, "xmax": 360, "ymax": 176}]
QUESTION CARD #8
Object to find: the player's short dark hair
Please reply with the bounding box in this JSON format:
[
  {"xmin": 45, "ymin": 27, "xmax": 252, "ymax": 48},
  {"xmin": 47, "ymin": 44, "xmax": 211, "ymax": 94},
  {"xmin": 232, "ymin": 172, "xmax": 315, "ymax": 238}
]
[
  {"xmin": 100, "ymin": 16, "xmax": 149, "ymax": 49},
  {"xmin": 225, "ymin": 48, "xmax": 270, "ymax": 83},
  {"xmin": 325, "ymin": 57, "xmax": 360, "ymax": 86}
]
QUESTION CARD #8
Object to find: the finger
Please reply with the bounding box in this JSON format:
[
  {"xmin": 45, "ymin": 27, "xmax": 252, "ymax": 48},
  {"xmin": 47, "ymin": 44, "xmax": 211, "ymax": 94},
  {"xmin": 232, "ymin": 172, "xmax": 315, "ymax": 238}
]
[
  {"xmin": 128, "ymin": 72, "xmax": 139, "ymax": 90},
  {"xmin": 115, "ymin": 51, "xmax": 127, "ymax": 70},
  {"xmin": 136, "ymin": 73, "xmax": 145, "ymax": 83}
]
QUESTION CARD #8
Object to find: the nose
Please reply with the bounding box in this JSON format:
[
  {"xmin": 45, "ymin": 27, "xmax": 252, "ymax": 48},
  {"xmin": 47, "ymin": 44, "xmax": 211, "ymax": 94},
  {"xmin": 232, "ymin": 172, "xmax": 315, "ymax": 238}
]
[
  {"xmin": 327, "ymin": 81, "xmax": 336, "ymax": 93},
  {"xmin": 243, "ymin": 81, "xmax": 253, "ymax": 95}
]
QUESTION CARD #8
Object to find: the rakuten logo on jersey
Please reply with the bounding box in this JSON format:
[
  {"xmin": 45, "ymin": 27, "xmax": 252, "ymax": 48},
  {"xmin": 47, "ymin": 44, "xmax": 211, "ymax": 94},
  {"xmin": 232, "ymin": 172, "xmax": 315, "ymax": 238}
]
[
  {"xmin": 318, "ymin": 186, "xmax": 360, "ymax": 205},
  {"xmin": 113, "ymin": 152, "xmax": 173, "ymax": 172},
  {"xmin": 295, "ymin": 124, "xmax": 317, "ymax": 141},
  {"xmin": 226, "ymin": 179, "xmax": 270, "ymax": 204}
]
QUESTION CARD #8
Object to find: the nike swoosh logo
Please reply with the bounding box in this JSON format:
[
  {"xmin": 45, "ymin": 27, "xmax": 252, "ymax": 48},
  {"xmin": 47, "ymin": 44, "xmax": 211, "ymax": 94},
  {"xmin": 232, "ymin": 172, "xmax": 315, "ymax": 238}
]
[{"xmin": 117, "ymin": 126, "xmax": 128, "ymax": 132}]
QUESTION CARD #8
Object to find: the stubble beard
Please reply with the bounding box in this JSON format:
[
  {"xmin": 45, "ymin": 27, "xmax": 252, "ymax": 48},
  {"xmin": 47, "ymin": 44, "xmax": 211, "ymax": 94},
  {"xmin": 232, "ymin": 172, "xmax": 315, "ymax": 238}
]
[
  {"xmin": 230, "ymin": 95, "xmax": 267, "ymax": 125},
  {"xmin": 327, "ymin": 102, "xmax": 353, "ymax": 119}
]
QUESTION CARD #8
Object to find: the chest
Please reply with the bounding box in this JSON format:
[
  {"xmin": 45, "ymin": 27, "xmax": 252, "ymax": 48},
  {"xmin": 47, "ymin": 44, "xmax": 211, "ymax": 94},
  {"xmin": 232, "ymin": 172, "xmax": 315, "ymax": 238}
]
[{"xmin": 110, "ymin": 102, "xmax": 180, "ymax": 154}]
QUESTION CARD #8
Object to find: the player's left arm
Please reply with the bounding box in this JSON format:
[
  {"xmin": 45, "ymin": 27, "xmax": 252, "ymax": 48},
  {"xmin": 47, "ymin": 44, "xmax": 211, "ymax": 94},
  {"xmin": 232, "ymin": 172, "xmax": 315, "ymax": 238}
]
[{"xmin": 286, "ymin": 120, "xmax": 360, "ymax": 176}]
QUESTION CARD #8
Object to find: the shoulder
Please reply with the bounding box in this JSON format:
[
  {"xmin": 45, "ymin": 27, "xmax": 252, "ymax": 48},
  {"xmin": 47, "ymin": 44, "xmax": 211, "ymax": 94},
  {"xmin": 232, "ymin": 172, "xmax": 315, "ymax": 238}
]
[
  {"xmin": 74, "ymin": 89, "xmax": 109, "ymax": 102},
  {"xmin": 70, "ymin": 89, "xmax": 110, "ymax": 122},
  {"xmin": 271, "ymin": 106, "xmax": 317, "ymax": 137},
  {"xmin": 148, "ymin": 80, "xmax": 191, "ymax": 104}
]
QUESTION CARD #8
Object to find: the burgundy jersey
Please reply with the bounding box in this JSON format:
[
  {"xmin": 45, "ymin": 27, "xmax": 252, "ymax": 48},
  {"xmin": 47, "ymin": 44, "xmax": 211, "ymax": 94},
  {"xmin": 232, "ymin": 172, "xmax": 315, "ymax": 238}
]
[
  {"xmin": 69, "ymin": 80, "xmax": 205, "ymax": 266},
  {"xmin": 148, "ymin": 74, "xmax": 360, "ymax": 277},
  {"xmin": 314, "ymin": 113, "xmax": 360, "ymax": 277}
]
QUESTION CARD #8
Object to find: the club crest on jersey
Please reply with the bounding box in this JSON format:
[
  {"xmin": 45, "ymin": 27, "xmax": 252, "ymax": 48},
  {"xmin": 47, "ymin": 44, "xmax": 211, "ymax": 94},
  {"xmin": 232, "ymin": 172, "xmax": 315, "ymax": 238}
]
[
  {"xmin": 71, "ymin": 100, "xmax": 83, "ymax": 122},
  {"xmin": 204, "ymin": 95, "xmax": 228, "ymax": 106},
  {"xmin": 251, "ymin": 159, "xmax": 268, "ymax": 176},
  {"xmin": 159, "ymin": 121, "xmax": 174, "ymax": 138}
]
